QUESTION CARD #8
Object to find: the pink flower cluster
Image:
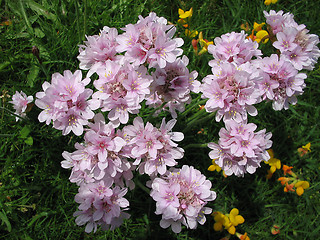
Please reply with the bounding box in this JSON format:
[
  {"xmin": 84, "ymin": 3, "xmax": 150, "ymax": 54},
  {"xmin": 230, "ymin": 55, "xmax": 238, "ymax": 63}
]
[
  {"xmin": 146, "ymin": 55, "xmax": 200, "ymax": 118},
  {"xmin": 208, "ymin": 120, "xmax": 272, "ymax": 176},
  {"xmin": 207, "ymin": 31, "xmax": 262, "ymax": 68},
  {"xmin": 9, "ymin": 91, "xmax": 33, "ymax": 121},
  {"xmin": 201, "ymin": 62, "xmax": 261, "ymax": 122},
  {"xmin": 254, "ymin": 54, "xmax": 307, "ymax": 110},
  {"xmin": 92, "ymin": 60, "xmax": 152, "ymax": 126},
  {"xmin": 122, "ymin": 117, "xmax": 184, "ymax": 176},
  {"xmin": 73, "ymin": 181, "xmax": 130, "ymax": 233},
  {"xmin": 264, "ymin": 10, "xmax": 320, "ymax": 71},
  {"xmin": 35, "ymin": 70, "xmax": 98, "ymax": 136},
  {"xmin": 61, "ymin": 113, "xmax": 187, "ymax": 231},
  {"xmin": 116, "ymin": 12, "xmax": 183, "ymax": 68},
  {"xmin": 150, "ymin": 165, "xmax": 216, "ymax": 233}
]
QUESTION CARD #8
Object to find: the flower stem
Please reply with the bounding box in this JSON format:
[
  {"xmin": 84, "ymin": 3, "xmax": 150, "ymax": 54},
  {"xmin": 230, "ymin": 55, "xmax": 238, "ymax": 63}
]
[
  {"xmin": 183, "ymin": 112, "xmax": 215, "ymax": 133},
  {"xmin": 183, "ymin": 143, "xmax": 208, "ymax": 150},
  {"xmin": 135, "ymin": 179, "xmax": 150, "ymax": 195}
]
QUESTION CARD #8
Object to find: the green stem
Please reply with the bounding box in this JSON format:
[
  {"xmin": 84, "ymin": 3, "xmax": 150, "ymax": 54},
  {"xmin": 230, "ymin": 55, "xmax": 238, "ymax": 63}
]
[
  {"xmin": 186, "ymin": 107, "xmax": 206, "ymax": 123},
  {"xmin": 135, "ymin": 179, "xmax": 150, "ymax": 195},
  {"xmin": 179, "ymin": 97, "xmax": 206, "ymax": 118},
  {"xmin": 0, "ymin": 107, "xmax": 28, "ymax": 121},
  {"xmin": 83, "ymin": 0, "xmax": 87, "ymax": 38},
  {"xmin": 183, "ymin": 143, "xmax": 208, "ymax": 150},
  {"xmin": 144, "ymin": 102, "xmax": 166, "ymax": 123},
  {"xmin": 183, "ymin": 112, "xmax": 215, "ymax": 133},
  {"xmin": 0, "ymin": 134, "xmax": 14, "ymax": 137}
]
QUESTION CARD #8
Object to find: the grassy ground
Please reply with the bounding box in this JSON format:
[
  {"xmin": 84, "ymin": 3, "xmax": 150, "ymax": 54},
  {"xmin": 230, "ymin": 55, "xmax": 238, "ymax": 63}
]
[{"xmin": 0, "ymin": 0, "xmax": 319, "ymax": 239}]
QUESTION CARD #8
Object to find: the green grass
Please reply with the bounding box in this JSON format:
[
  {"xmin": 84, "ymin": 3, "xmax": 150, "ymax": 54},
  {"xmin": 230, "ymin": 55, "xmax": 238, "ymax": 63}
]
[{"xmin": 1, "ymin": 0, "xmax": 320, "ymax": 239}]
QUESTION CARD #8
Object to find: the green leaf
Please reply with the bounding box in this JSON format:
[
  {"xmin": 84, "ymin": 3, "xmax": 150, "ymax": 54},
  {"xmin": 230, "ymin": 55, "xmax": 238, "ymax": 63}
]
[
  {"xmin": 24, "ymin": 136, "xmax": 33, "ymax": 146},
  {"xmin": 27, "ymin": 64, "xmax": 40, "ymax": 87},
  {"xmin": 26, "ymin": 0, "xmax": 57, "ymax": 21},
  {"xmin": 20, "ymin": 126, "xmax": 31, "ymax": 139},
  {"xmin": 0, "ymin": 210, "xmax": 11, "ymax": 232},
  {"xmin": 34, "ymin": 28, "xmax": 45, "ymax": 38}
]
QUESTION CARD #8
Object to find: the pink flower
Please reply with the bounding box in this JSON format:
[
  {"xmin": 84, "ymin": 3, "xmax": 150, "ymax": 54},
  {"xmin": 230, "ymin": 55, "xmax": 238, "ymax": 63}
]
[
  {"xmin": 146, "ymin": 55, "xmax": 199, "ymax": 118},
  {"xmin": 208, "ymin": 120, "xmax": 272, "ymax": 176},
  {"xmin": 9, "ymin": 91, "xmax": 33, "ymax": 121},
  {"xmin": 200, "ymin": 62, "xmax": 261, "ymax": 122},
  {"xmin": 78, "ymin": 26, "xmax": 121, "ymax": 76},
  {"xmin": 35, "ymin": 70, "xmax": 94, "ymax": 135},
  {"xmin": 208, "ymin": 31, "xmax": 262, "ymax": 68},
  {"xmin": 150, "ymin": 165, "xmax": 216, "ymax": 233},
  {"xmin": 74, "ymin": 182, "xmax": 130, "ymax": 232}
]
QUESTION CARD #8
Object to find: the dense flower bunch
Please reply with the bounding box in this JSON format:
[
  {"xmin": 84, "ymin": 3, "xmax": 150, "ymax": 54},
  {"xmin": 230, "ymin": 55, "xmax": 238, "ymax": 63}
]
[
  {"xmin": 122, "ymin": 117, "xmax": 184, "ymax": 176},
  {"xmin": 150, "ymin": 165, "xmax": 216, "ymax": 233},
  {"xmin": 264, "ymin": 10, "xmax": 320, "ymax": 71},
  {"xmin": 201, "ymin": 62, "xmax": 261, "ymax": 122},
  {"xmin": 147, "ymin": 56, "xmax": 200, "ymax": 118},
  {"xmin": 35, "ymin": 70, "xmax": 98, "ymax": 136},
  {"xmin": 9, "ymin": 7, "xmax": 318, "ymax": 236},
  {"xmin": 9, "ymin": 91, "xmax": 33, "ymax": 121},
  {"xmin": 208, "ymin": 120, "xmax": 272, "ymax": 176},
  {"xmin": 207, "ymin": 31, "xmax": 262, "ymax": 68},
  {"xmin": 202, "ymin": 9, "xmax": 319, "ymax": 176}
]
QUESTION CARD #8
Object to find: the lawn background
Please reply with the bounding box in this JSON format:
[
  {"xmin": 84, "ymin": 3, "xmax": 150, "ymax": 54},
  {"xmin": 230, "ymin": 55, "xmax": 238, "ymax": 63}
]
[{"xmin": 0, "ymin": 0, "xmax": 319, "ymax": 239}]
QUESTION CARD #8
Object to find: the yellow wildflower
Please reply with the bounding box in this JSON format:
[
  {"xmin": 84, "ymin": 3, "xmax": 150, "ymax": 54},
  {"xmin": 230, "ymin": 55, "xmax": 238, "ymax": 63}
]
[
  {"xmin": 265, "ymin": 149, "xmax": 281, "ymax": 173},
  {"xmin": 198, "ymin": 32, "xmax": 213, "ymax": 55},
  {"xmin": 264, "ymin": 0, "xmax": 278, "ymax": 5},
  {"xmin": 185, "ymin": 29, "xmax": 198, "ymax": 38},
  {"xmin": 253, "ymin": 22, "xmax": 265, "ymax": 32},
  {"xmin": 295, "ymin": 181, "xmax": 310, "ymax": 196},
  {"xmin": 255, "ymin": 30, "xmax": 269, "ymax": 43},
  {"xmin": 178, "ymin": 8, "xmax": 193, "ymax": 19},
  {"xmin": 208, "ymin": 159, "xmax": 222, "ymax": 172},
  {"xmin": 298, "ymin": 142, "xmax": 311, "ymax": 156},
  {"xmin": 213, "ymin": 211, "xmax": 225, "ymax": 231}
]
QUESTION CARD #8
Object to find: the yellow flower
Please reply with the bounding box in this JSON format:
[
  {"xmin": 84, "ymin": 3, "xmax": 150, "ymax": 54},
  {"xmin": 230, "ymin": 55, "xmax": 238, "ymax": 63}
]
[
  {"xmin": 264, "ymin": 0, "xmax": 278, "ymax": 5},
  {"xmin": 185, "ymin": 29, "xmax": 198, "ymax": 38},
  {"xmin": 213, "ymin": 211, "xmax": 225, "ymax": 231},
  {"xmin": 178, "ymin": 8, "xmax": 193, "ymax": 19},
  {"xmin": 208, "ymin": 159, "xmax": 222, "ymax": 172},
  {"xmin": 298, "ymin": 142, "xmax": 311, "ymax": 156},
  {"xmin": 198, "ymin": 32, "xmax": 213, "ymax": 55},
  {"xmin": 253, "ymin": 22, "xmax": 265, "ymax": 32},
  {"xmin": 295, "ymin": 181, "xmax": 310, "ymax": 196},
  {"xmin": 255, "ymin": 30, "xmax": 269, "ymax": 43},
  {"xmin": 229, "ymin": 208, "xmax": 245, "ymax": 227},
  {"xmin": 265, "ymin": 149, "xmax": 281, "ymax": 173}
]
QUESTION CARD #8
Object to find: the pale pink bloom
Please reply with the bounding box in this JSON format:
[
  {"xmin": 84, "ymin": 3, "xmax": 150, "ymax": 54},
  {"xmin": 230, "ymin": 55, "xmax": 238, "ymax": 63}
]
[
  {"xmin": 200, "ymin": 62, "xmax": 261, "ymax": 123},
  {"xmin": 9, "ymin": 91, "xmax": 33, "ymax": 121},
  {"xmin": 208, "ymin": 120, "xmax": 272, "ymax": 177},
  {"xmin": 150, "ymin": 165, "xmax": 216, "ymax": 233},
  {"xmin": 78, "ymin": 26, "xmax": 121, "ymax": 76}
]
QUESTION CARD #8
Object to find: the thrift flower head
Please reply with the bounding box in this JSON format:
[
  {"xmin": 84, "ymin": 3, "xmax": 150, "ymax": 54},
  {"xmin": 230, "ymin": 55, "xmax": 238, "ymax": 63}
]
[
  {"xmin": 9, "ymin": 91, "xmax": 33, "ymax": 121},
  {"xmin": 35, "ymin": 70, "xmax": 95, "ymax": 136},
  {"xmin": 208, "ymin": 120, "xmax": 272, "ymax": 177},
  {"xmin": 150, "ymin": 165, "xmax": 216, "ymax": 233}
]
